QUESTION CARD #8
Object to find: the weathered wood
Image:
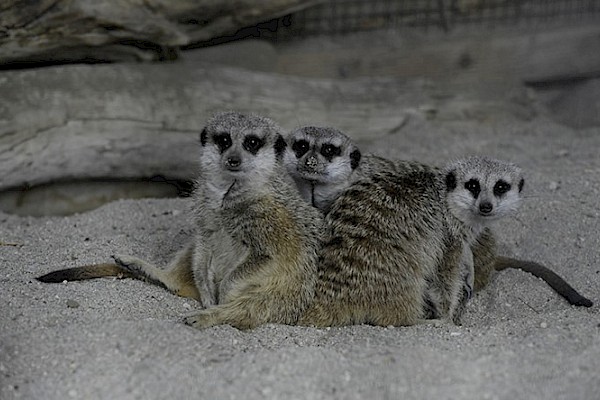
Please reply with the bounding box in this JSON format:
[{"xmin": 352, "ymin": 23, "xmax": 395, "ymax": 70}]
[
  {"xmin": 8, "ymin": 23, "xmax": 598, "ymax": 193},
  {"xmin": 0, "ymin": 58, "xmax": 537, "ymax": 193},
  {"xmin": 0, "ymin": 0, "xmax": 320, "ymax": 64},
  {"xmin": 275, "ymin": 24, "xmax": 600, "ymax": 87},
  {"xmin": 0, "ymin": 62, "xmax": 414, "ymax": 191}
]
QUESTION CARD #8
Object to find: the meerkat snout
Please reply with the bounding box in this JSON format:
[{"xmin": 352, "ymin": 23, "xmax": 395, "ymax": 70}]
[
  {"xmin": 479, "ymin": 202, "xmax": 493, "ymax": 214},
  {"xmin": 224, "ymin": 154, "xmax": 241, "ymax": 170},
  {"xmin": 305, "ymin": 155, "xmax": 318, "ymax": 169}
]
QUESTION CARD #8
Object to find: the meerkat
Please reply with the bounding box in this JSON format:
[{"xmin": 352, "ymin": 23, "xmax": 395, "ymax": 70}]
[
  {"xmin": 444, "ymin": 156, "xmax": 593, "ymax": 307},
  {"xmin": 283, "ymin": 126, "xmax": 362, "ymax": 213},
  {"xmin": 283, "ymin": 128, "xmax": 472, "ymax": 326},
  {"xmin": 37, "ymin": 112, "xmax": 324, "ymax": 329}
]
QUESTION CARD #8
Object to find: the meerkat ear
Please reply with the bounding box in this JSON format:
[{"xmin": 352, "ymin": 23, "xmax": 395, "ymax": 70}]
[
  {"xmin": 274, "ymin": 134, "xmax": 287, "ymax": 158},
  {"xmin": 200, "ymin": 128, "xmax": 208, "ymax": 146},
  {"xmin": 445, "ymin": 171, "xmax": 457, "ymax": 191},
  {"xmin": 518, "ymin": 178, "xmax": 524, "ymax": 192},
  {"xmin": 350, "ymin": 149, "xmax": 362, "ymax": 169}
]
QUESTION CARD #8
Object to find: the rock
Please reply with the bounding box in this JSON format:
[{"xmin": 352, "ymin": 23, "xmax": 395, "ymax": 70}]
[{"xmin": 66, "ymin": 299, "xmax": 80, "ymax": 309}]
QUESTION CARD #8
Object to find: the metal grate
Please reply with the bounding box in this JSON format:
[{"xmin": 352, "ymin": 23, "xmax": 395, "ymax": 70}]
[{"xmin": 277, "ymin": 0, "xmax": 600, "ymax": 37}]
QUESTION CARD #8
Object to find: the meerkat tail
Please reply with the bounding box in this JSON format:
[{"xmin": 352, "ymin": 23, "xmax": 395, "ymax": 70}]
[
  {"xmin": 36, "ymin": 261, "xmax": 173, "ymax": 295},
  {"xmin": 494, "ymin": 256, "xmax": 593, "ymax": 307},
  {"xmin": 36, "ymin": 263, "xmax": 133, "ymax": 283}
]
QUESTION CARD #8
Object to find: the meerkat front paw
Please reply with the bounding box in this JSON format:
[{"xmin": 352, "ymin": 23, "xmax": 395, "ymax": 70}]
[
  {"xmin": 111, "ymin": 254, "xmax": 143, "ymax": 278},
  {"xmin": 112, "ymin": 254, "xmax": 144, "ymax": 273},
  {"xmin": 111, "ymin": 254, "xmax": 140, "ymax": 269},
  {"xmin": 183, "ymin": 310, "xmax": 217, "ymax": 329},
  {"xmin": 111, "ymin": 254, "xmax": 163, "ymax": 287},
  {"xmin": 463, "ymin": 281, "xmax": 473, "ymax": 302}
]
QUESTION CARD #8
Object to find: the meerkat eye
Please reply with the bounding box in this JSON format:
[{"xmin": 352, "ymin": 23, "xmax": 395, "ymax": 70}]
[
  {"xmin": 320, "ymin": 143, "xmax": 341, "ymax": 159},
  {"xmin": 213, "ymin": 133, "xmax": 232, "ymax": 153},
  {"xmin": 242, "ymin": 135, "xmax": 264, "ymax": 154},
  {"xmin": 464, "ymin": 179, "xmax": 481, "ymax": 198},
  {"xmin": 292, "ymin": 140, "xmax": 310, "ymax": 158},
  {"xmin": 493, "ymin": 180, "xmax": 511, "ymax": 196}
]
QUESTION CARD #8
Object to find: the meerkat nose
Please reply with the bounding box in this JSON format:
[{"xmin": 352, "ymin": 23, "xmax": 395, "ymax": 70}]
[
  {"xmin": 305, "ymin": 155, "xmax": 318, "ymax": 168},
  {"xmin": 479, "ymin": 202, "xmax": 493, "ymax": 214},
  {"xmin": 226, "ymin": 156, "xmax": 241, "ymax": 170}
]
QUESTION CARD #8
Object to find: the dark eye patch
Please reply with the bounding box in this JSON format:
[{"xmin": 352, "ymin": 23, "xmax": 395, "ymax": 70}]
[
  {"xmin": 213, "ymin": 133, "xmax": 232, "ymax": 153},
  {"xmin": 350, "ymin": 149, "xmax": 361, "ymax": 169},
  {"xmin": 445, "ymin": 171, "xmax": 457, "ymax": 191},
  {"xmin": 243, "ymin": 135, "xmax": 264, "ymax": 154},
  {"xmin": 274, "ymin": 135, "xmax": 287, "ymax": 158},
  {"xmin": 493, "ymin": 180, "xmax": 511, "ymax": 196},
  {"xmin": 292, "ymin": 139, "xmax": 310, "ymax": 158},
  {"xmin": 320, "ymin": 143, "xmax": 341, "ymax": 160},
  {"xmin": 465, "ymin": 179, "xmax": 481, "ymax": 198}
]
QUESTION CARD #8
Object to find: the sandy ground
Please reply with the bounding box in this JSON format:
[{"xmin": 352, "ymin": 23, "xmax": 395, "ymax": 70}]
[{"xmin": 1, "ymin": 73, "xmax": 600, "ymax": 399}]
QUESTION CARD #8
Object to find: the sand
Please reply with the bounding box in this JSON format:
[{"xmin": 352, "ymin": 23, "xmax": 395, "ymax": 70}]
[{"xmin": 1, "ymin": 78, "xmax": 599, "ymax": 400}]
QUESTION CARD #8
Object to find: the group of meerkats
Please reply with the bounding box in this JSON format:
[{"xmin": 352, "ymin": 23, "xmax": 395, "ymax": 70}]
[{"xmin": 38, "ymin": 111, "xmax": 593, "ymax": 329}]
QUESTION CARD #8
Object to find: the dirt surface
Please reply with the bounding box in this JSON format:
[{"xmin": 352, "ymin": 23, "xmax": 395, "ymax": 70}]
[{"xmin": 1, "ymin": 63, "xmax": 599, "ymax": 399}]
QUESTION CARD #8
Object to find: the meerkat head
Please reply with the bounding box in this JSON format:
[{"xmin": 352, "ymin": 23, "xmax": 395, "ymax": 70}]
[
  {"xmin": 283, "ymin": 126, "xmax": 361, "ymax": 185},
  {"xmin": 444, "ymin": 156, "xmax": 524, "ymax": 230},
  {"xmin": 199, "ymin": 111, "xmax": 286, "ymax": 188}
]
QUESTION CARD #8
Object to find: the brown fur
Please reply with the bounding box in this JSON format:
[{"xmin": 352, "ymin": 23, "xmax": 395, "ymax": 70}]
[{"xmin": 298, "ymin": 156, "xmax": 470, "ymax": 327}]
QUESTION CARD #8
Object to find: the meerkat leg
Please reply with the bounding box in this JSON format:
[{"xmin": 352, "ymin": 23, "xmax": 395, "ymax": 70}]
[
  {"xmin": 185, "ymin": 255, "xmax": 311, "ymax": 329},
  {"xmin": 471, "ymin": 229, "xmax": 497, "ymax": 292},
  {"xmin": 184, "ymin": 287, "xmax": 284, "ymax": 330},
  {"xmin": 184, "ymin": 299, "xmax": 258, "ymax": 330},
  {"xmin": 113, "ymin": 244, "xmax": 201, "ymax": 301},
  {"xmin": 451, "ymin": 245, "xmax": 475, "ymax": 324},
  {"xmin": 422, "ymin": 286, "xmax": 441, "ymax": 320},
  {"xmin": 433, "ymin": 239, "xmax": 472, "ymax": 324}
]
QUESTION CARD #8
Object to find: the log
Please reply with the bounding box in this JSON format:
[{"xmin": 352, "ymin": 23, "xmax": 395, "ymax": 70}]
[
  {"xmin": 0, "ymin": 61, "xmax": 414, "ymax": 191},
  {"xmin": 0, "ymin": 58, "xmax": 536, "ymax": 193},
  {"xmin": 0, "ymin": 0, "xmax": 320, "ymax": 65},
  {"xmin": 275, "ymin": 23, "xmax": 600, "ymax": 88}
]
